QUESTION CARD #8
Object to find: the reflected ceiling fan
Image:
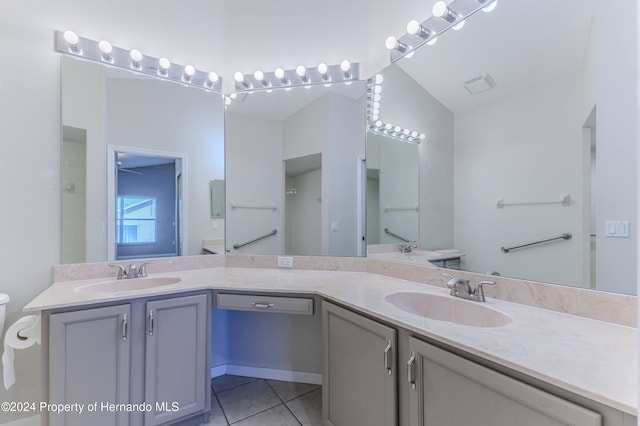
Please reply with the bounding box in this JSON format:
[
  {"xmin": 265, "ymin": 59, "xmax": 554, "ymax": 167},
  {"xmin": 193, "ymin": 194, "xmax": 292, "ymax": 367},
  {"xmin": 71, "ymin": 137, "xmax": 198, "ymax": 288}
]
[{"xmin": 117, "ymin": 161, "xmax": 143, "ymax": 175}]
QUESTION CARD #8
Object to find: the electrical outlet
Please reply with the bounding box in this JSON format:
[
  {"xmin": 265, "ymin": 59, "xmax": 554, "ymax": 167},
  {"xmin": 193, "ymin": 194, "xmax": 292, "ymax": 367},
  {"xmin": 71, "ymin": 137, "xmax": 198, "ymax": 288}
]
[{"xmin": 277, "ymin": 256, "xmax": 294, "ymax": 268}]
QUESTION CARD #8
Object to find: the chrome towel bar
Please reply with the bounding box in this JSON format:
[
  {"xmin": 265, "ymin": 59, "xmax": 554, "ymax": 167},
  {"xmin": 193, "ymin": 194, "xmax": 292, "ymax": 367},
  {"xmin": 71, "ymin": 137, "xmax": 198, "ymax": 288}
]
[
  {"xmin": 384, "ymin": 228, "xmax": 412, "ymax": 243},
  {"xmin": 501, "ymin": 233, "xmax": 572, "ymax": 253}
]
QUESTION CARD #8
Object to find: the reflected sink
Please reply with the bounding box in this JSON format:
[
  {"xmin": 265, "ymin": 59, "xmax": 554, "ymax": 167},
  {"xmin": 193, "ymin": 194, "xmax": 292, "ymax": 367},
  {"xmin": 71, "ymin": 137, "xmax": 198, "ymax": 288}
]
[
  {"xmin": 75, "ymin": 277, "xmax": 181, "ymax": 294},
  {"xmin": 385, "ymin": 292, "xmax": 512, "ymax": 327}
]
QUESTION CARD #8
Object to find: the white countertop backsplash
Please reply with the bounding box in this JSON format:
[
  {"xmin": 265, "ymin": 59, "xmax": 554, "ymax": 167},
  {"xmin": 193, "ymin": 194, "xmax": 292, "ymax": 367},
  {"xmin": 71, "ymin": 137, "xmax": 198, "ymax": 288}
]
[{"xmin": 28, "ymin": 254, "xmax": 637, "ymax": 416}]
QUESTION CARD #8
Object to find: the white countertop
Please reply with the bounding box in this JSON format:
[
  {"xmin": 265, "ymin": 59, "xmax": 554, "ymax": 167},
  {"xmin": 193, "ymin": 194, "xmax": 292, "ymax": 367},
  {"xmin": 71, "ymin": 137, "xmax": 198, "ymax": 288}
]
[{"xmin": 25, "ymin": 266, "xmax": 637, "ymax": 416}]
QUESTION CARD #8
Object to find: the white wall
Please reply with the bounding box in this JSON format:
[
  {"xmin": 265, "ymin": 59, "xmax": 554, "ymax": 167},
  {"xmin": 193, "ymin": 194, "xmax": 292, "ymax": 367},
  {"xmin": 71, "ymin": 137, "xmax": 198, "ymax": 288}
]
[
  {"xmin": 594, "ymin": 0, "xmax": 638, "ymax": 293},
  {"xmin": 377, "ymin": 64, "xmax": 455, "ymax": 250},
  {"xmin": 454, "ymin": 73, "xmax": 586, "ymax": 286},
  {"xmin": 225, "ymin": 112, "xmax": 285, "ymax": 254},
  {"xmin": 61, "ymin": 138, "xmax": 86, "ymax": 263},
  {"xmin": 286, "ymin": 169, "xmax": 322, "ymax": 255}
]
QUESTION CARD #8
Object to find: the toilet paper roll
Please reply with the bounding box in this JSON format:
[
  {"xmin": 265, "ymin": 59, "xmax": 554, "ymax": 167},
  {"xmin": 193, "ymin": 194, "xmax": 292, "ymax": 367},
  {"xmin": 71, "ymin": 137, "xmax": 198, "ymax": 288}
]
[{"xmin": 3, "ymin": 315, "xmax": 41, "ymax": 390}]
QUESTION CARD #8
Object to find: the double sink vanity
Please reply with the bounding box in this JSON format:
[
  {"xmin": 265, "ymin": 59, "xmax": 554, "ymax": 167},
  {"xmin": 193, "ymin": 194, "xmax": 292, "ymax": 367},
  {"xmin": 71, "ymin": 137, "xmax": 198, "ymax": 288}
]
[{"xmin": 24, "ymin": 254, "xmax": 636, "ymax": 426}]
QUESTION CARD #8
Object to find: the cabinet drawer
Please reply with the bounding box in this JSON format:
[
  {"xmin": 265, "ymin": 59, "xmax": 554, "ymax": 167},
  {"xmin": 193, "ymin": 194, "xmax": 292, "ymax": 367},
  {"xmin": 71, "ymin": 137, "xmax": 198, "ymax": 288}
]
[{"xmin": 216, "ymin": 293, "xmax": 313, "ymax": 315}]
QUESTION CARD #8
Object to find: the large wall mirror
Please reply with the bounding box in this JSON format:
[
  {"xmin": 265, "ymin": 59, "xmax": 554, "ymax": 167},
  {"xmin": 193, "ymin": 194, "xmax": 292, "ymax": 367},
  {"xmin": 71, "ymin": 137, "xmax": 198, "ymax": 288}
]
[
  {"xmin": 225, "ymin": 82, "xmax": 366, "ymax": 256},
  {"xmin": 61, "ymin": 56, "xmax": 225, "ymax": 263},
  {"xmin": 368, "ymin": 0, "xmax": 637, "ymax": 295}
]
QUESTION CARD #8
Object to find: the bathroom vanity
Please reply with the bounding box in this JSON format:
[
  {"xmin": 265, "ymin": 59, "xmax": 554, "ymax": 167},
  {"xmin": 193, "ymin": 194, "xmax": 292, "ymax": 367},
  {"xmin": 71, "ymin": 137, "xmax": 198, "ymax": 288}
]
[{"xmin": 24, "ymin": 257, "xmax": 637, "ymax": 426}]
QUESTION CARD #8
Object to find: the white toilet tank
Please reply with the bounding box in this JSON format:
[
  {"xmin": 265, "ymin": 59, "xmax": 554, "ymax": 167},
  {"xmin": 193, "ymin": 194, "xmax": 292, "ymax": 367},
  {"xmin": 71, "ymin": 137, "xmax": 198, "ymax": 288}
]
[{"xmin": 0, "ymin": 293, "xmax": 9, "ymax": 335}]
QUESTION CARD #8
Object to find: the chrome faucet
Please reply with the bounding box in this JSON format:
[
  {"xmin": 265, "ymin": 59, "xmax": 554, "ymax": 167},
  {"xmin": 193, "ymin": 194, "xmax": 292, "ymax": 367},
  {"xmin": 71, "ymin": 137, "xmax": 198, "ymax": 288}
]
[
  {"xmin": 400, "ymin": 243, "xmax": 418, "ymax": 253},
  {"xmin": 109, "ymin": 261, "xmax": 154, "ymax": 279},
  {"xmin": 442, "ymin": 274, "xmax": 495, "ymax": 302}
]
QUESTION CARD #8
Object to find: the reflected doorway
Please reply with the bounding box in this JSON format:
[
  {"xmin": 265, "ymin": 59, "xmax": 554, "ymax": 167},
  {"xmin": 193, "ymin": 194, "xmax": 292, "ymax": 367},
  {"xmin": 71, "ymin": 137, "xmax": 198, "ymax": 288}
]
[{"xmin": 108, "ymin": 146, "xmax": 185, "ymax": 261}]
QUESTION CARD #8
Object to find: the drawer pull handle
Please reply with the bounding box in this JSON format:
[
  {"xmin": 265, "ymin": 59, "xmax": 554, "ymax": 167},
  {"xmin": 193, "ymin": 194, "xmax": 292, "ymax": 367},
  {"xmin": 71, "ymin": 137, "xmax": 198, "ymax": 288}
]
[
  {"xmin": 384, "ymin": 340, "xmax": 392, "ymax": 375},
  {"xmin": 251, "ymin": 302, "xmax": 275, "ymax": 309},
  {"xmin": 407, "ymin": 351, "xmax": 416, "ymax": 390}
]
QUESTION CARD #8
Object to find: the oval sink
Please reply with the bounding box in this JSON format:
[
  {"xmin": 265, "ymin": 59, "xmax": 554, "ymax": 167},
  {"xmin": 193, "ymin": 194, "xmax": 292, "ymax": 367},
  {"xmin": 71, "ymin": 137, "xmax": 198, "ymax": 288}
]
[
  {"xmin": 385, "ymin": 292, "xmax": 511, "ymax": 327},
  {"xmin": 75, "ymin": 277, "xmax": 181, "ymax": 294}
]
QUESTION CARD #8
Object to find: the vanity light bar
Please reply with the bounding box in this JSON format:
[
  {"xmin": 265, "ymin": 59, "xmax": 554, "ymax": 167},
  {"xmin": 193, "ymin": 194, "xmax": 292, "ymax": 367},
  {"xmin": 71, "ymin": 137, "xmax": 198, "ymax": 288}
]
[
  {"xmin": 54, "ymin": 30, "xmax": 223, "ymax": 92},
  {"xmin": 386, "ymin": 0, "xmax": 498, "ymax": 62},
  {"xmin": 366, "ymin": 77, "xmax": 425, "ymax": 145},
  {"xmin": 233, "ymin": 62, "xmax": 359, "ymax": 92}
]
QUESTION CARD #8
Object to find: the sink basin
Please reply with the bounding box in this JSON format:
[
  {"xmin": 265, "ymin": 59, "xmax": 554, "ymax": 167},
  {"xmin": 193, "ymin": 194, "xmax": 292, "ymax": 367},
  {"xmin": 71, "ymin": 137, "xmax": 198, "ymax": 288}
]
[
  {"xmin": 75, "ymin": 277, "xmax": 181, "ymax": 294},
  {"xmin": 385, "ymin": 292, "xmax": 512, "ymax": 327}
]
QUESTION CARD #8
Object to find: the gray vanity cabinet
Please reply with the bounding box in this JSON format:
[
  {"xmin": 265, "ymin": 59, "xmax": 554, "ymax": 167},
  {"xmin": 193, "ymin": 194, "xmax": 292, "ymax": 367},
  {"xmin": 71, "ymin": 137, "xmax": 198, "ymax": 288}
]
[
  {"xmin": 322, "ymin": 301, "xmax": 397, "ymax": 426},
  {"xmin": 144, "ymin": 294, "xmax": 208, "ymax": 425},
  {"xmin": 406, "ymin": 336, "xmax": 602, "ymax": 426},
  {"xmin": 47, "ymin": 292, "xmax": 211, "ymax": 426},
  {"xmin": 49, "ymin": 304, "xmax": 131, "ymax": 426}
]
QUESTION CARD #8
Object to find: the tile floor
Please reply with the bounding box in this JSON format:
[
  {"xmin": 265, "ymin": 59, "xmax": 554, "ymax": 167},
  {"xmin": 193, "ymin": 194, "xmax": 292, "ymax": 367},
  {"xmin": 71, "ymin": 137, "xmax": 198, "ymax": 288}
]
[{"xmin": 205, "ymin": 375, "xmax": 322, "ymax": 425}]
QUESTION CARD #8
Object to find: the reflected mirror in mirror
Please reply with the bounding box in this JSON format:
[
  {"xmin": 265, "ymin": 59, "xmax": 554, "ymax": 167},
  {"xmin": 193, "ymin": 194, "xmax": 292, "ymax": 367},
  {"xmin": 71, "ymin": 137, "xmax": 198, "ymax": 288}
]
[
  {"xmin": 61, "ymin": 56, "xmax": 225, "ymax": 263},
  {"xmin": 225, "ymin": 82, "xmax": 366, "ymax": 256},
  {"xmin": 371, "ymin": 0, "xmax": 637, "ymax": 294}
]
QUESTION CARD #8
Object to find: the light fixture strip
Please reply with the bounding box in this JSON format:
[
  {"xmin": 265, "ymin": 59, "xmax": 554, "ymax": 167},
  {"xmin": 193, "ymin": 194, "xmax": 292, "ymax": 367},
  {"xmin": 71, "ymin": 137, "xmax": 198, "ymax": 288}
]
[
  {"xmin": 366, "ymin": 78, "xmax": 425, "ymax": 145},
  {"xmin": 54, "ymin": 30, "xmax": 222, "ymax": 92},
  {"xmin": 388, "ymin": 0, "xmax": 497, "ymax": 62},
  {"xmin": 233, "ymin": 63, "xmax": 359, "ymax": 92}
]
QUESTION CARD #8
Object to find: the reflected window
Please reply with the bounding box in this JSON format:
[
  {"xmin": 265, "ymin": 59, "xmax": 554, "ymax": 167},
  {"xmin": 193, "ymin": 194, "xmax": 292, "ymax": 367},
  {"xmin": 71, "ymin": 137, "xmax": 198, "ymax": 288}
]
[{"xmin": 116, "ymin": 196, "xmax": 157, "ymax": 244}]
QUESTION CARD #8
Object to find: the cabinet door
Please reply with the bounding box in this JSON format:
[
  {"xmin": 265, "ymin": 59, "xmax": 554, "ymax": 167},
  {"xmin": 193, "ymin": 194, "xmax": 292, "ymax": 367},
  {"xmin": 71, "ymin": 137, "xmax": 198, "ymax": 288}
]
[
  {"xmin": 407, "ymin": 337, "xmax": 602, "ymax": 426},
  {"xmin": 49, "ymin": 304, "xmax": 131, "ymax": 426},
  {"xmin": 322, "ymin": 301, "xmax": 397, "ymax": 426},
  {"xmin": 144, "ymin": 294, "xmax": 208, "ymax": 425}
]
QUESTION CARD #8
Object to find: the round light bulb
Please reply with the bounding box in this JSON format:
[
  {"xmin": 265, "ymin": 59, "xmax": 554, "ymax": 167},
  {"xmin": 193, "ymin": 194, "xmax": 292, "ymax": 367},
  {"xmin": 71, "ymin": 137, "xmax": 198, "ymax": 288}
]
[
  {"xmin": 254, "ymin": 70, "xmax": 264, "ymax": 81},
  {"xmin": 130, "ymin": 49, "xmax": 143, "ymax": 62},
  {"xmin": 274, "ymin": 68, "xmax": 285, "ymax": 79},
  {"xmin": 98, "ymin": 40, "xmax": 112, "ymax": 54},
  {"xmin": 419, "ymin": 133, "xmax": 427, "ymax": 140},
  {"xmin": 184, "ymin": 65, "xmax": 196, "ymax": 77},
  {"xmin": 296, "ymin": 65, "xmax": 306, "ymax": 77},
  {"xmin": 375, "ymin": 120, "xmax": 383, "ymax": 128},
  {"xmin": 403, "ymin": 129, "xmax": 410, "ymax": 136},
  {"xmin": 158, "ymin": 57, "xmax": 171, "ymax": 70},
  {"xmin": 427, "ymin": 37, "xmax": 438, "ymax": 46},
  {"xmin": 234, "ymin": 72, "xmax": 245, "ymax": 83},
  {"xmin": 374, "ymin": 74, "xmax": 384, "ymax": 85},
  {"xmin": 385, "ymin": 36, "xmax": 398, "ymax": 50},
  {"xmin": 394, "ymin": 126, "xmax": 401, "ymax": 133},
  {"xmin": 406, "ymin": 20, "xmax": 421, "ymax": 35},
  {"xmin": 372, "ymin": 114, "xmax": 379, "ymax": 121},
  {"xmin": 340, "ymin": 60, "xmax": 351, "ymax": 72},
  {"xmin": 385, "ymin": 123, "xmax": 393, "ymax": 131},
  {"xmin": 373, "ymin": 93, "xmax": 382, "ymax": 102},
  {"xmin": 63, "ymin": 30, "xmax": 79, "ymax": 46},
  {"xmin": 411, "ymin": 131, "xmax": 418, "ymax": 138},
  {"xmin": 317, "ymin": 63, "xmax": 328, "ymax": 75},
  {"xmin": 374, "ymin": 85, "xmax": 382, "ymax": 94},
  {"xmin": 373, "ymin": 101, "xmax": 380, "ymax": 109},
  {"xmin": 225, "ymin": 97, "xmax": 232, "ymax": 106},
  {"xmin": 483, "ymin": 0, "xmax": 498, "ymax": 12},
  {"xmin": 373, "ymin": 108, "xmax": 379, "ymax": 115},
  {"xmin": 208, "ymin": 72, "xmax": 219, "ymax": 83},
  {"xmin": 432, "ymin": 1, "xmax": 448, "ymax": 18}
]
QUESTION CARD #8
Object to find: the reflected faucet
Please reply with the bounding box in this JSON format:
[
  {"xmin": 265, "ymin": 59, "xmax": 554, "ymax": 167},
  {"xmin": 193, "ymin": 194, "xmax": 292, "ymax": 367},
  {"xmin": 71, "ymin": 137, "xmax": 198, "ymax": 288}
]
[
  {"xmin": 109, "ymin": 261, "xmax": 154, "ymax": 279},
  {"xmin": 400, "ymin": 243, "xmax": 418, "ymax": 253}
]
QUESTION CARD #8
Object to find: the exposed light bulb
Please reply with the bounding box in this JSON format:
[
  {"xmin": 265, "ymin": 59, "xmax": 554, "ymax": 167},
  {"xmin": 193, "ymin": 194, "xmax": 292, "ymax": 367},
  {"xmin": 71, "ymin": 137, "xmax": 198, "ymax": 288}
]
[
  {"xmin": 483, "ymin": 0, "xmax": 498, "ymax": 12},
  {"xmin": 98, "ymin": 40, "xmax": 113, "ymax": 62},
  {"xmin": 384, "ymin": 123, "xmax": 393, "ymax": 131},
  {"xmin": 254, "ymin": 70, "xmax": 264, "ymax": 81},
  {"xmin": 317, "ymin": 63, "xmax": 328, "ymax": 75},
  {"xmin": 419, "ymin": 133, "xmax": 427, "ymax": 140},
  {"xmin": 225, "ymin": 97, "xmax": 232, "ymax": 106},
  {"xmin": 403, "ymin": 129, "xmax": 410, "ymax": 136},
  {"xmin": 374, "ymin": 85, "xmax": 382, "ymax": 94},
  {"xmin": 407, "ymin": 20, "xmax": 430, "ymax": 39},
  {"xmin": 373, "ymin": 93, "xmax": 381, "ymax": 102},
  {"xmin": 394, "ymin": 126, "xmax": 401, "ymax": 133},
  {"xmin": 375, "ymin": 74, "xmax": 384, "ymax": 84},
  {"xmin": 158, "ymin": 57, "xmax": 171, "ymax": 76},
  {"xmin": 208, "ymin": 72, "xmax": 219, "ymax": 83},
  {"xmin": 411, "ymin": 131, "xmax": 418, "ymax": 138},
  {"xmin": 385, "ymin": 36, "xmax": 397, "ymax": 50},
  {"xmin": 296, "ymin": 65, "xmax": 306, "ymax": 77},
  {"xmin": 375, "ymin": 120, "xmax": 383, "ymax": 128},
  {"xmin": 184, "ymin": 65, "xmax": 195, "ymax": 76},
  {"xmin": 373, "ymin": 101, "xmax": 380, "ymax": 109},
  {"xmin": 274, "ymin": 68, "xmax": 285, "ymax": 79},
  {"xmin": 340, "ymin": 60, "xmax": 351, "ymax": 72},
  {"xmin": 234, "ymin": 72, "xmax": 245, "ymax": 83},
  {"xmin": 432, "ymin": 1, "xmax": 459, "ymax": 23},
  {"xmin": 63, "ymin": 30, "xmax": 81, "ymax": 54}
]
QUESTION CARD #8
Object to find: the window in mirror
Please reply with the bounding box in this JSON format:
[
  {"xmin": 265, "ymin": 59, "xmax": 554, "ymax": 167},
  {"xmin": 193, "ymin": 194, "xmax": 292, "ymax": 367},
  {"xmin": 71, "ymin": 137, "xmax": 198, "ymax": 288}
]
[{"xmin": 116, "ymin": 196, "xmax": 157, "ymax": 244}]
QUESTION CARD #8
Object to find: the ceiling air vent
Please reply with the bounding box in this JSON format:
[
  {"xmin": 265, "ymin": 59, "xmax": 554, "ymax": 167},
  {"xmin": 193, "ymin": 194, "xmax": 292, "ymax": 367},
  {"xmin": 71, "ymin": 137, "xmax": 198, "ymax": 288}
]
[{"xmin": 463, "ymin": 73, "xmax": 497, "ymax": 94}]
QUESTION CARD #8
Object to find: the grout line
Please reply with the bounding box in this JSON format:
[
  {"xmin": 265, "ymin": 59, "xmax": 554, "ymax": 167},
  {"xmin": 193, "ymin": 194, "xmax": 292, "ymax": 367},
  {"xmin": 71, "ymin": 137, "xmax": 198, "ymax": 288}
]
[
  {"xmin": 228, "ymin": 402, "xmax": 285, "ymax": 425},
  {"xmin": 210, "ymin": 383, "xmax": 231, "ymax": 425},
  {"xmin": 212, "ymin": 375, "xmax": 257, "ymax": 396},
  {"xmin": 264, "ymin": 379, "xmax": 286, "ymax": 404},
  {"xmin": 282, "ymin": 401, "xmax": 303, "ymax": 426}
]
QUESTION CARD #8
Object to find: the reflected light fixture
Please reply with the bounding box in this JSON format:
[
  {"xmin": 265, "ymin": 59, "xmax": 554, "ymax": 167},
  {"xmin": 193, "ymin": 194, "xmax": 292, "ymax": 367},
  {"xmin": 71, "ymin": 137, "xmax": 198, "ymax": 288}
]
[
  {"xmin": 274, "ymin": 68, "xmax": 290, "ymax": 85},
  {"xmin": 183, "ymin": 64, "xmax": 196, "ymax": 82},
  {"xmin": 130, "ymin": 49, "xmax": 143, "ymax": 69},
  {"xmin": 296, "ymin": 65, "xmax": 309, "ymax": 83},
  {"xmin": 340, "ymin": 60, "xmax": 351, "ymax": 79},
  {"xmin": 206, "ymin": 72, "xmax": 219, "ymax": 89},
  {"xmin": 254, "ymin": 70, "xmax": 271, "ymax": 88},
  {"xmin": 482, "ymin": 0, "xmax": 498, "ymax": 12},
  {"xmin": 158, "ymin": 57, "xmax": 171, "ymax": 77},
  {"xmin": 98, "ymin": 40, "xmax": 113, "ymax": 62},
  {"xmin": 317, "ymin": 63, "xmax": 330, "ymax": 82},
  {"xmin": 234, "ymin": 71, "xmax": 252, "ymax": 89}
]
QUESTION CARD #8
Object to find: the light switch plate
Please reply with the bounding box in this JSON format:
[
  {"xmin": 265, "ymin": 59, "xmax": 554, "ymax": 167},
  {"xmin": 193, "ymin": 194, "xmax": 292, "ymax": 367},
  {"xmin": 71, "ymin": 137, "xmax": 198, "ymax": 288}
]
[
  {"xmin": 605, "ymin": 220, "xmax": 630, "ymax": 238},
  {"xmin": 277, "ymin": 256, "xmax": 294, "ymax": 268}
]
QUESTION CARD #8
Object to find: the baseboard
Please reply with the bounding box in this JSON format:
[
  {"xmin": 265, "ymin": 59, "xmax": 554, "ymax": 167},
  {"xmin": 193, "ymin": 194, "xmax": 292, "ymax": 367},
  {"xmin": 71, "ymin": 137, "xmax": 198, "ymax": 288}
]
[{"xmin": 211, "ymin": 364, "xmax": 322, "ymax": 385}]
